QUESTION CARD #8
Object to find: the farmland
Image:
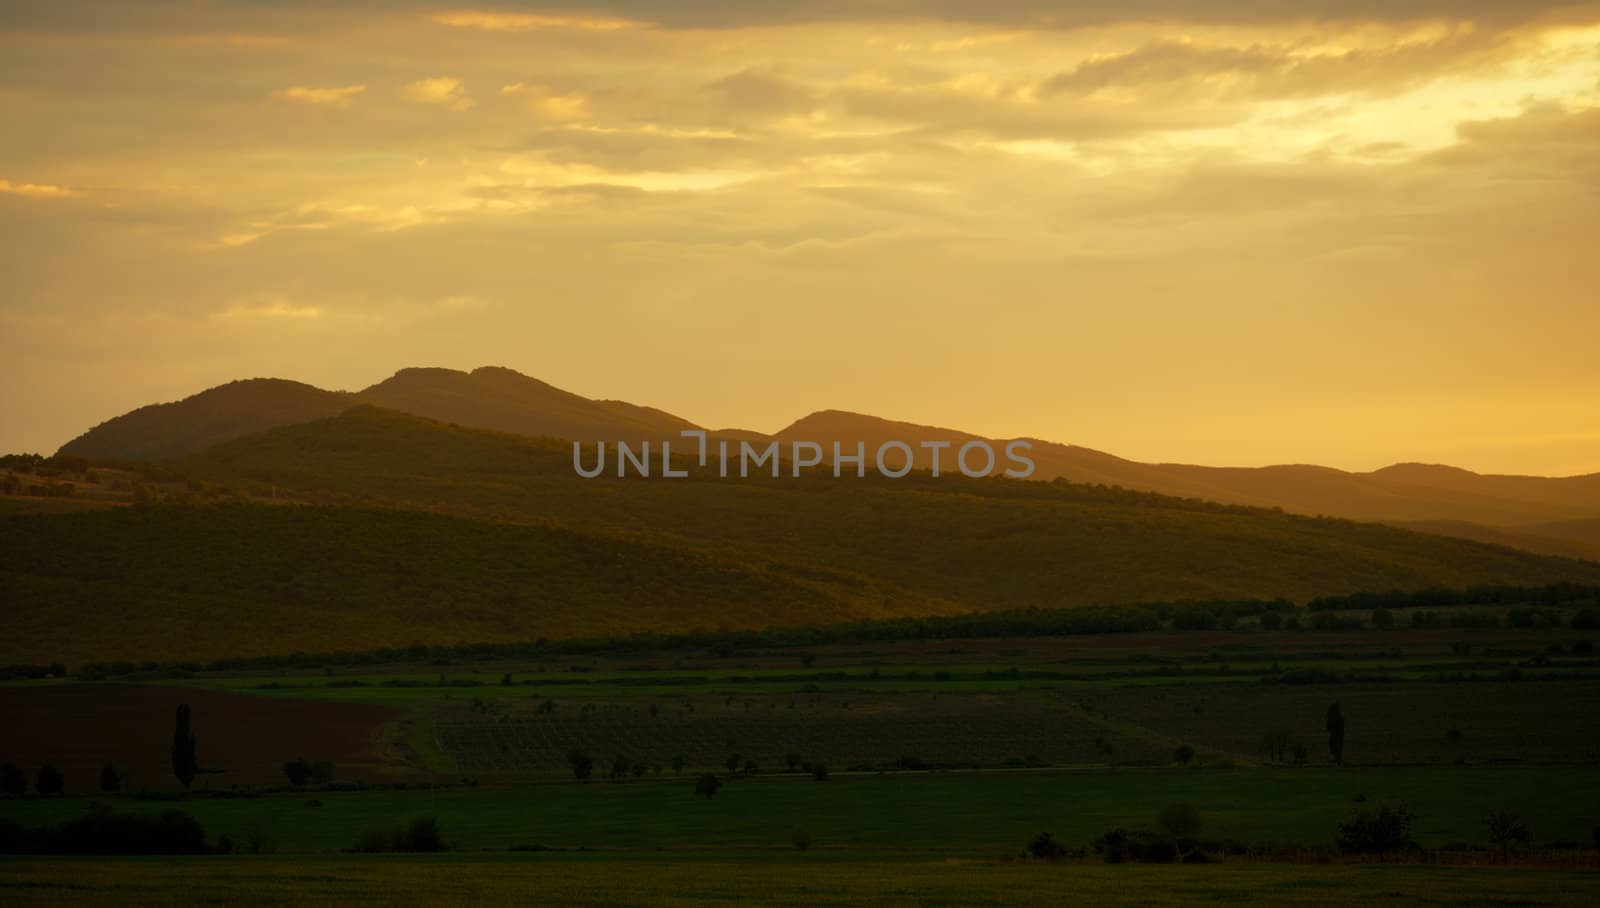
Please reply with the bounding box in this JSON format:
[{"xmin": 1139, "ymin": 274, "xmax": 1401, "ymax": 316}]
[{"xmin": 3, "ymin": 854, "xmax": 1597, "ymax": 908}]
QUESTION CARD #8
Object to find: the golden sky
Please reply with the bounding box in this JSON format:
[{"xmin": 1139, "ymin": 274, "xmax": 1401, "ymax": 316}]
[{"xmin": 2, "ymin": 1, "xmax": 1598, "ymax": 475}]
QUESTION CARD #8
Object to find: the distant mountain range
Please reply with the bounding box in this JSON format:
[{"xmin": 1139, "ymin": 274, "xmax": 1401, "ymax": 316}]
[{"xmin": 54, "ymin": 366, "xmax": 1600, "ymax": 560}]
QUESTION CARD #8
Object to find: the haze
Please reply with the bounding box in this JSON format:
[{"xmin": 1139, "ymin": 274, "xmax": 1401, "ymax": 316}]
[{"xmin": 2, "ymin": 1, "xmax": 1597, "ymax": 475}]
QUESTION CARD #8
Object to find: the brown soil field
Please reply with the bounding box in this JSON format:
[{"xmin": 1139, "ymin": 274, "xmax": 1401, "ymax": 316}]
[{"xmin": 0, "ymin": 684, "xmax": 398, "ymax": 790}]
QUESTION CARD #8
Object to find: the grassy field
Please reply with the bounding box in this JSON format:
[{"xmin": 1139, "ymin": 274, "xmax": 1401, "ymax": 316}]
[
  {"xmin": 4, "ymin": 766, "xmax": 1598, "ymax": 854},
  {"xmin": 2, "ymin": 853, "xmax": 1598, "ymax": 907}
]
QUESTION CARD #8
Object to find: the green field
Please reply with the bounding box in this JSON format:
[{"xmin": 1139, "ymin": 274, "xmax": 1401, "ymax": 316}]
[
  {"xmin": 2, "ymin": 854, "xmax": 1598, "ymax": 907},
  {"xmin": 5, "ymin": 766, "xmax": 1598, "ymax": 854}
]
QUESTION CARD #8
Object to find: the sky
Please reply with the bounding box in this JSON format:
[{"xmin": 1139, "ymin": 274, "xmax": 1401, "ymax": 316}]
[{"xmin": 1, "ymin": 1, "xmax": 1598, "ymax": 476}]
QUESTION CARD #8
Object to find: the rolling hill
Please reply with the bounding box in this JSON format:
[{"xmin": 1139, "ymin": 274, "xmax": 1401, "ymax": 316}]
[
  {"xmin": 57, "ymin": 379, "xmax": 353, "ymax": 462},
  {"xmin": 48, "ymin": 367, "xmax": 1600, "ymax": 553},
  {"xmin": 19, "ymin": 405, "xmax": 1600, "ymax": 665}
]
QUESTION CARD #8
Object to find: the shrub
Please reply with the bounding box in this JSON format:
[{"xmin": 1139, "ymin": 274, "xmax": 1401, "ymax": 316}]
[
  {"xmin": 352, "ymin": 817, "xmax": 443, "ymax": 853},
  {"xmin": 2, "ymin": 763, "xmax": 27, "ymax": 796},
  {"xmin": 791, "ymin": 828, "xmax": 813, "ymax": 851},
  {"xmin": 1173, "ymin": 745, "xmax": 1196, "ymax": 766},
  {"xmin": 35, "ymin": 764, "xmax": 64, "ymax": 795},
  {"xmin": 1336, "ymin": 804, "xmax": 1417, "ymax": 858},
  {"xmin": 98, "ymin": 764, "xmax": 122, "ymax": 793},
  {"xmin": 0, "ymin": 809, "xmax": 207, "ymax": 855},
  {"xmin": 811, "ymin": 763, "xmax": 830, "ymax": 782},
  {"xmin": 1027, "ymin": 831, "xmax": 1067, "ymax": 860},
  {"xmin": 567, "ymin": 750, "xmax": 594, "ymax": 780},
  {"xmin": 282, "ymin": 758, "xmax": 313, "ymax": 787},
  {"xmin": 694, "ymin": 774, "xmax": 722, "ymax": 799}
]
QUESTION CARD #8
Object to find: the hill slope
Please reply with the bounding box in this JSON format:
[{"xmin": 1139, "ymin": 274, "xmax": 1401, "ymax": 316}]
[
  {"xmin": 0, "ymin": 503, "xmax": 934, "ymax": 665},
  {"xmin": 14, "ymin": 407, "xmax": 1600, "ymax": 663},
  {"xmin": 57, "ymin": 379, "xmax": 353, "ymax": 462},
  {"xmin": 357, "ymin": 366, "xmax": 697, "ymax": 444}
]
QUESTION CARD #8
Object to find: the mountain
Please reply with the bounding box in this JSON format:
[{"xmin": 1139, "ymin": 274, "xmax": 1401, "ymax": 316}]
[
  {"xmin": 49, "ymin": 368, "xmax": 1600, "ymax": 544},
  {"xmin": 774, "ymin": 411, "xmax": 1600, "ymax": 528},
  {"xmin": 357, "ymin": 366, "xmax": 696, "ymax": 444},
  {"xmin": 57, "ymin": 379, "xmax": 353, "ymax": 462}
]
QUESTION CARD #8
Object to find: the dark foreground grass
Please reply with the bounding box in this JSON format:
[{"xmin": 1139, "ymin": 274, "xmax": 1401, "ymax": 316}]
[
  {"xmin": 2, "ymin": 853, "xmax": 1598, "ymax": 907},
  {"xmin": 4, "ymin": 766, "xmax": 1598, "ymax": 854}
]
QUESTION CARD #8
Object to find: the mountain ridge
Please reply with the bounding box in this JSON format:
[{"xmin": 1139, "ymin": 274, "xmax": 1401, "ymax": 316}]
[{"xmin": 51, "ymin": 366, "xmax": 1600, "ymax": 537}]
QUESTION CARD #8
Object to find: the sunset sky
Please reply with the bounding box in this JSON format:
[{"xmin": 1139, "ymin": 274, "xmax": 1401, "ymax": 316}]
[{"xmin": 2, "ymin": 1, "xmax": 1597, "ymax": 475}]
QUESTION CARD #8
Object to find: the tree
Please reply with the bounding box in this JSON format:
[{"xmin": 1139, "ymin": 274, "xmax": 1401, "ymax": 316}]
[
  {"xmin": 811, "ymin": 763, "xmax": 830, "ymax": 781},
  {"xmin": 670, "ymin": 753, "xmax": 685, "ymax": 776},
  {"xmin": 725, "ymin": 754, "xmax": 741, "ymax": 773},
  {"xmin": 694, "ymin": 773, "xmax": 722, "ymax": 798},
  {"xmin": 99, "ymin": 764, "xmax": 123, "ymax": 793},
  {"xmin": 171, "ymin": 704, "xmax": 198, "ymax": 789},
  {"xmin": 1371, "ymin": 608, "xmax": 1395, "ymax": 629},
  {"xmin": 35, "ymin": 763, "xmax": 64, "ymax": 795},
  {"xmin": 567, "ymin": 749, "xmax": 593, "ymax": 780},
  {"xmin": 1336, "ymin": 803, "xmax": 1416, "ymax": 859},
  {"xmin": 1158, "ymin": 803, "xmax": 1203, "ymax": 861},
  {"xmin": 1486, "ymin": 808, "xmax": 1531, "ymax": 856},
  {"xmin": 1, "ymin": 763, "xmax": 26, "ymax": 796},
  {"xmin": 1326, "ymin": 702, "xmax": 1346, "ymax": 765},
  {"xmin": 282, "ymin": 758, "xmax": 313, "ymax": 787},
  {"xmin": 1173, "ymin": 744, "xmax": 1196, "ymax": 766},
  {"xmin": 610, "ymin": 755, "xmax": 630, "ymax": 779},
  {"xmin": 1258, "ymin": 611, "xmax": 1283, "ymax": 630}
]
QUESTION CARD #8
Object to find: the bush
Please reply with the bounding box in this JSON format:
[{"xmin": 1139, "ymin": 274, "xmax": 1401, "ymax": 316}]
[
  {"xmin": 282, "ymin": 758, "xmax": 312, "ymax": 787},
  {"xmin": 0, "ymin": 809, "xmax": 208, "ymax": 855},
  {"xmin": 791, "ymin": 828, "xmax": 813, "ymax": 851},
  {"xmin": 1173, "ymin": 745, "xmax": 1196, "ymax": 766},
  {"xmin": 567, "ymin": 750, "xmax": 594, "ymax": 780},
  {"xmin": 1572, "ymin": 608, "xmax": 1597, "ymax": 630},
  {"xmin": 35, "ymin": 764, "xmax": 64, "ymax": 795},
  {"xmin": 2, "ymin": 763, "xmax": 27, "ymax": 796},
  {"xmin": 1027, "ymin": 831, "xmax": 1067, "ymax": 860},
  {"xmin": 694, "ymin": 774, "xmax": 722, "ymax": 798},
  {"xmin": 98, "ymin": 764, "xmax": 122, "ymax": 793},
  {"xmin": 811, "ymin": 763, "xmax": 830, "ymax": 782},
  {"xmin": 1336, "ymin": 804, "xmax": 1417, "ymax": 858},
  {"xmin": 352, "ymin": 817, "xmax": 443, "ymax": 853}
]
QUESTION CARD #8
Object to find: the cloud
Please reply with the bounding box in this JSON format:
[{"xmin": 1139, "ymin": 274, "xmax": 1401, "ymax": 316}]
[
  {"xmin": 270, "ymin": 84, "xmax": 367, "ymax": 108},
  {"xmin": 501, "ymin": 83, "xmax": 590, "ymax": 120},
  {"xmin": 0, "ymin": 179, "xmax": 82, "ymax": 199},
  {"xmin": 210, "ymin": 297, "xmax": 323, "ymax": 321},
  {"xmin": 1039, "ymin": 31, "xmax": 1514, "ymax": 102},
  {"xmin": 705, "ymin": 68, "xmax": 816, "ymax": 117},
  {"xmin": 402, "ymin": 77, "xmax": 475, "ymax": 111},
  {"xmin": 430, "ymin": 10, "xmax": 649, "ymax": 31}
]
